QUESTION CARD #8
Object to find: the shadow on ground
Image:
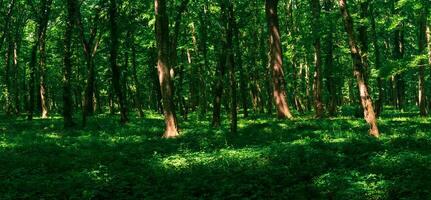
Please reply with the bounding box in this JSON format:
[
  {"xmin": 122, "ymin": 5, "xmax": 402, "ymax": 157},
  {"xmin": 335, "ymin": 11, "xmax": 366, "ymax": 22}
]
[{"xmin": 0, "ymin": 111, "xmax": 430, "ymax": 199}]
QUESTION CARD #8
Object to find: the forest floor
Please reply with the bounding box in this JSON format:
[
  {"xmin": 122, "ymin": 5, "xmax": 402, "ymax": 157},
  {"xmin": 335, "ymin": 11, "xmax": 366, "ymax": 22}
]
[{"xmin": 1, "ymin": 109, "xmax": 431, "ymax": 199}]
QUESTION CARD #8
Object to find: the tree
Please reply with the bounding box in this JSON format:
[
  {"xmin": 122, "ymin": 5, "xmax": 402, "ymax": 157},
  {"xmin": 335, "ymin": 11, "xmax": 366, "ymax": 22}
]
[
  {"xmin": 226, "ymin": 0, "xmax": 237, "ymax": 134},
  {"xmin": 338, "ymin": 0, "xmax": 379, "ymax": 137},
  {"xmin": 370, "ymin": 2, "xmax": 384, "ymax": 116},
  {"xmin": 109, "ymin": 0, "xmax": 128, "ymax": 124},
  {"xmin": 37, "ymin": 0, "xmax": 52, "ymax": 119},
  {"xmin": 323, "ymin": 0, "xmax": 337, "ymax": 117},
  {"xmin": 265, "ymin": 0, "xmax": 293, "ymax": 119},
  {"xmin": 63, "ymin": 0, "xmax": 77, "ymax": 128},
  {"xmin": 211, "ymin": 1, "xmax": 228, "ymax": 127},
  {"xmin": 155, "ymin": 0, "xmax": 179, "ymax": 138},
  {"xmin": 75, "ymin": 2, "xmax": 102, "ymax": 126},
  {"xmin": 310, "ymin": 0, "xmax": 323, "ymax": 118},
  {"xmin": 417, "ymin": 3, "xmax": 428, "ymax": 116}
]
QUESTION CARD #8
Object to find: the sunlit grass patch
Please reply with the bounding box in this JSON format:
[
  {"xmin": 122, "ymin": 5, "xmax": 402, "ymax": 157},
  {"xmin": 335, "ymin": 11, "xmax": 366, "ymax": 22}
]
[{"xmin": 1, "ymin": 111, "xmax": 431, "ymax": 199}]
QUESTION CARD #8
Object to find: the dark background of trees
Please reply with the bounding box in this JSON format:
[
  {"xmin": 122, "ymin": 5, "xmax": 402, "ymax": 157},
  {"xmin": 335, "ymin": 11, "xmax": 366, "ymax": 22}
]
[{"xmin": 0, "ymin": 0, "xmax": 430, "ymax": 137}]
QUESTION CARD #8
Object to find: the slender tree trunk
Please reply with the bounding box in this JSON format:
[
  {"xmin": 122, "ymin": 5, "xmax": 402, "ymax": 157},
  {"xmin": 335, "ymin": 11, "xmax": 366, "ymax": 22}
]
[
  {"xmin": 83, "ymin": 54, "xmax": 96, "ymax": 126},
  {"xmin": 4, "ymin": 32, "xmax": 13, "ymax": 115},
  {"xmin": 338, "ymin": 0, "xmax": 379, "ymax": 137},
  {"xmin": 358, "ymin": 1, "xmax": 370, "ymax": 81},
  {"xmin": 38, "ymin": 0, "xmax": 52, "ymax": 119},
  {"xmin": 370, "ymin": 3, "xmax": 384, "ymax": 116},
  {"xmin": 109, "ymin": 0, "xmax": 128, "ymax": 124},
  {"xmin": 211, "ymin": 41, "xmax": 227, "ymax": 127},
  {"xmin": 212, "ymin": 1, "xmax": 233, "ymax": 127},
  {"xmin": 13, "ymin": 37, "xmax": 21, "ymax": 114},
  {"xmin": 64, "ymin": 0, "xmax": 76, "ymax": 128},
  {"xmin": 198, "ymin": 0, "xmax": 209, "ymax": 118},
  {"xmin": 323, "ymin": 0, "xmax": 337, "ymax": 116},
  {"xmin": 427, "ymin": 24, "xmax": 431, "ymax": 67},
  {"xmin": 78, "ymin": 10, "xmax": 101, "ymax": 126},
  {"xmin": 28, "ymin": 44, "xmax": 37, "ymax": 120},
  {"xmin": 311, "ymin": 0, "xmax": 324, "ymax": 118},
  {"xmin": 418, "ymin": 5, "xmax": 428, "ymax": 116},
  {"xmin": 391, "ymin": 0, "xmax": 405, "ymax": 110},
  {"xmin": 130, "ymin": 33, "xmax": 144, "ymax": 117},
  {"xmin": 427, "ymin": 24, "xmax": 431, "ymax": 110},
  {"xmin": 149, "ymin": 48, "xmax": 163, "ymax": 113},
  {"xmin": 155, "ymin": 0, "xmax": 179, "ymax": 138},
  {"xmin": 225, "ymin": 1, "xmax": 237, "ymax": 134},
  {"xmin": 189, "ymin": 23, "xmax": 199, "ymax": 111},
  {"xmin": 234, "ymin": 17, "xmax": 248, "ymax": 118},
  {"xmin": 265, "ymin": 0, "xmax": 293, "ymax": 119}
]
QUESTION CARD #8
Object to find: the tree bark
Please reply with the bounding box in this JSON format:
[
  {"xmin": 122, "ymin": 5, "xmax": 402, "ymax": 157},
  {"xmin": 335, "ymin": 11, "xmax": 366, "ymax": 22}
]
[
  {"xmin": 211, "ymin": 1, "xmax": 232, "ymax": 128},
  {"xmin": 28, "ymin": 43, "xmax": 37, "ymax": 120},
  {"xmin": 311, "ymin": 0, "xmax": 323, "ymax": 118},
  {"xmin": 64, "ymin": 0, "xmax": 76, "ymax": 128},
  {"xmin": 109, "ymin": 0, "xmax": 128, "ymax": 124},
  {"xmin": 13, "ymin": 35, "xmax": 21, "ymax": 114},
  {"xmin": 358, "ymin": 1, "xmax": 370, "ymax": 81},
  {"xmin": 265, "ymin": 0, "xmax": 293, "ymax": 119},
  {"xmin": 38, "ymin": 0, "xmax": 52, "ymax": 119},
  {"xmin": 149, "ymin": 48, "xmax": 163, "ymax": 113},
  {"xmin": 370, "ymin": 3, "xmax": 384, "ymax": 117},
  {"xmin": 338, "ymin": 0, "xmax": 379, "ymax": 137},
  {"xmin": 198, "ymin": 0, "xmax": 209, "ymax": 118},
  {"xmin": 418, "ymin": 5, "xmax": 428, "ymax": 116},
  {"xmin": 130, "ymin": 32, "xmax": 144, "ymax": 117},
  {"xmin": 234, "ymin": 16, "xmax": 248, "ymax": 118},
  {"xmin": 323, "ymin": 0, "xmax": 337, "ymax": 117},
  {"xmin": 225, "ymin": 1, "xmax": 237, "ymax": 134},
  {"xmin": 211, "ymin": 41, "xmax": 227, "ymax": 127},
  {"xmin": 4, "ymin": 29, "xmax": 13, "ymax": 115},
  {"xmin": 75, "ymin": 6, "xmax": 101, "ymax": 126},
  {"xmin": 155, "ymin": 0, "xmax": 179, "ymax": 138}
]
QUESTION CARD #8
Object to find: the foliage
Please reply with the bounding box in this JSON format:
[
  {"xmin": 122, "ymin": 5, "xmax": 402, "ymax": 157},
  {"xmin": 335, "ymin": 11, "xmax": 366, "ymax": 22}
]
[{"xmin": 1, "ymin": 110, "xmax": 431, "ymax": 199}]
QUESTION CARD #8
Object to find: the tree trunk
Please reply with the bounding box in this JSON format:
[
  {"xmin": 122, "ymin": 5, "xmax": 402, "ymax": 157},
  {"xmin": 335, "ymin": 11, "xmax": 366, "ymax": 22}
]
[
  {"xmin": 234, "ymin": 16, "xmax": 248, "ymax": 118},
  {"xmin": 211, "ymin": 1, "xmax": 231, "ymax": 128},
  {"xmin": 77, "ymin": 8, "xmax": 101, "ymax": 126},
  {"xmin": 109, "ymin": 0, "xmax": 128, "ymax": 124},
  {"xmin": 211, "ymin": 42, "xmax": 227, "ymax": 127},
  {"xmin": 130, "ymin": 33, "xmax": 144, "ymax": 117},
  {"xmin": 13, "ymin": 36, "xmax": 21, "ymax": 114},
  {"xmin": 427, "ymin": 24, "xmax": 431, "ymax": 67},
  {"xmin": 4, "ymin": 31, "xmax": 13, "ymax": 115},
  {"xmin": 198, "ymin": 0, "xmax": 209, "ymax": 118},
  {"xmin": 64, "ymin": 0, "xmax": 76, "ymax": 128},
  {"xmin": 323, "ymin": 0, "xmax": 337, "ymax": 117},
  {"xmin": 358, "ymin": 1, "xmax": 370, "ymax": 82},
  {"xmin": 392, "ymin": 0, "xmax": 405, "ymax": 110},
  {"xmin": 427, "ymin": 23, "xmax": 431, "ymax": 111},
  {"xmin": 149, "ymin": 48, "xmax": 163, "ymax": 113},
  {"xmin": 28, "ymin": 44, "xmax": 37, "ymax": 120},
  {"xmin": 418, "ymin": 5, "xmax": 428, "ymax": 116},
  {"xmin": 225, "ymin": 1, "xmax": 237, "ymax": 134},
  {"xmin": 38, "ymin": 0, "xmax": 53, "ymax": 119},
  {"xmin": 370, "ymin": 3, "xmax": 384, "ymax": 117},
  {"xmin": 311, "ymin": 0, "xmax": 323, "ymax": 118},
  {"xmin": 155, "ymin": 0, "xmax": 179, "ymax": 138},
  {"xmin": 265, "ymin": 0, "xmax": 293, "ymax": 119},
  {"xmin": 338, "ymin": 0, "xmax": 379, "ymax": 137}
]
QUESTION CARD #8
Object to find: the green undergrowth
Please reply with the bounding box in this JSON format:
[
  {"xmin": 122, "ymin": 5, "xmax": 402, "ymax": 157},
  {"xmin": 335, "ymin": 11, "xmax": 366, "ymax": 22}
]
[{"xmin": 1, "ymin": 110, "xmax": 430, "ymax": 199}]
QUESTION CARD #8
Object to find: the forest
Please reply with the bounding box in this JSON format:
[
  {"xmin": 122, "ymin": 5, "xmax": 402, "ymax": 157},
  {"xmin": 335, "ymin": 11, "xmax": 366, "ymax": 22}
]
[{"xmin": 1, "ymin": 0, "xmax": 431, "ymax": 199}]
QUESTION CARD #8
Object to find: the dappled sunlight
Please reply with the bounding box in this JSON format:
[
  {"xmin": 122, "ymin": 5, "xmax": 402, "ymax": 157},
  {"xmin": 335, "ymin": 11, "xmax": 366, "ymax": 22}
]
[{"xmin": 1, "ymin": 111, "xmax": 431, "ymax": 199}]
